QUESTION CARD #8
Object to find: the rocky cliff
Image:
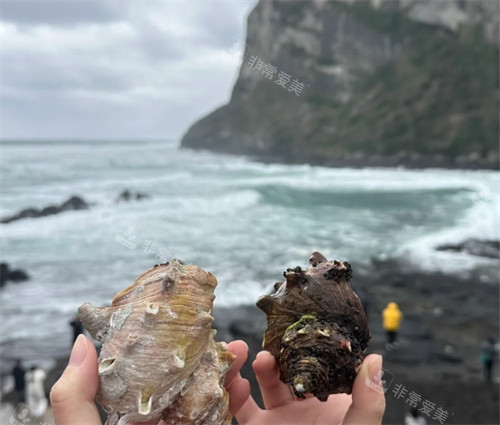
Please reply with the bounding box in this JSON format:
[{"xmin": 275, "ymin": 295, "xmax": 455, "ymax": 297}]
[{"xmin": 181, "ymin": 0, "xmax": 499, "ymax": 169}]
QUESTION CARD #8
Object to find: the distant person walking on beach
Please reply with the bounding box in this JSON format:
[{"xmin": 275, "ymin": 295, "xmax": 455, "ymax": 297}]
[
  {"xmin": 405, "ymin": 407, "xmax": 427, "ymax": 425},
  {"xmin": 382, "ymin": 302, "xmax": 403, "ymax": 350},
  {"xmin": 69, "ymin": 316, "xmax": 84, "ymax": 344},
  {"xmin": 480, "ymin": 337, "xmax": 497, "ymax": 383},
  {"xmin": 25, "ymin": 366, "xmax": 48, "ymax": 417},
  {"xmin": 12, "ymin": 359, "xmax": 26, "ymax": 404}
]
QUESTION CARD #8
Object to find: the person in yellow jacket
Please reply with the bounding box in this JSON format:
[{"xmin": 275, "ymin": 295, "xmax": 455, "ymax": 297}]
[{"xmin": 382, "ymin": 302, "xmax": 403, "ymax": 350}]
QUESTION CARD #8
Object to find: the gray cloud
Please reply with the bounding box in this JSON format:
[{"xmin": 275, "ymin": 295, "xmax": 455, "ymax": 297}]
[
  {"xmin": 0, "ymin": 1, "xmax": 122, "ymax": 26},
  {"xmin": 0, "ymin": 1, "xmax": 257, "ymax": 140},
  {"xmin": 192, "ymin": 5, "xmax": 252, "ymax": 46}
]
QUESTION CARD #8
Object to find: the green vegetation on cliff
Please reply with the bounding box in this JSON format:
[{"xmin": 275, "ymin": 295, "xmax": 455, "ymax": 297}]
[
  {"xmin": 324, "ymin": 2, "xmax": 499, "ymax": 158},
  {"xmin": 182, "ymin": 1, "xmax": 499, "ymax": 168}
]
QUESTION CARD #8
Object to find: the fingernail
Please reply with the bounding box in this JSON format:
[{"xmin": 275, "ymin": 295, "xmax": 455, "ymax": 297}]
[{"xmin": 69, "ymin": 334, "xmax": 88, "ymax": 366}]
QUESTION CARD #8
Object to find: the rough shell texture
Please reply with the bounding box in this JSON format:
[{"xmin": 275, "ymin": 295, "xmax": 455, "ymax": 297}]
[
  {"xmin": 256, "ymin": 252, "xmax": 370, "ymax": 401},
  {"xmin": 78, "ymin": 259, "xmax": 234, "ymax": 425}
]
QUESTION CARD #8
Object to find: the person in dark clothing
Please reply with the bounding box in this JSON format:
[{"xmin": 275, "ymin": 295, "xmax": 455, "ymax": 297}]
[
  {"xmin": 12, "ymin": 359, "xmax": 26, "ymax": 404},
  {"xmin": 481, "ymin": 337, "xmax": 497, "ymax": 383},
  {"xmin": 69, "ymin": 316, "xmax": 84, "ymax": 344}
]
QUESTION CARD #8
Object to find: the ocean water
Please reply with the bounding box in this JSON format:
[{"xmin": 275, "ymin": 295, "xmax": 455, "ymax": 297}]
[{"xmin": 0, "ymin": 140, "xmax": 499, "ymax": 367}]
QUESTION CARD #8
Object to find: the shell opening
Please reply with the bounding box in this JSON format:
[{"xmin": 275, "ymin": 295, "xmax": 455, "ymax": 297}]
[
  {"xmin": 294, "ymin": 383, "xmax": 305, "ymax": 394},
  {"xmin": 145, "ymin": 303, "xmax": 159, "ymax": 315},
  {"xmin": 138, "ymin": 390, "xmax": 152, "ymax": 415},
  {"xmin": 99, "ymin": 358, "xmax": 116, "ymax": 374},
  {"xmin": 291, "ymin": 376, "xmax": 309, "ymax": 399},
  {"xmin": 174, "ymin": 354, "xmax": 185, "ymax": 369}
]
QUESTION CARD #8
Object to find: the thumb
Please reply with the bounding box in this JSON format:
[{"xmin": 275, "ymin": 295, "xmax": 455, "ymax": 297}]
[
  {"xmin": 342, "ymin": 354, "xmax": 386, "ymax": 425},
  {"xmin": 50, "ymin": 334, "xmax": 102, "ymax": 425}
]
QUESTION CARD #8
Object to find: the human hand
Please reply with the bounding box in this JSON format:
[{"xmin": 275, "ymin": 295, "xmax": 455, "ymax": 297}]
[
  {"xmin": 50, "ymin": 335, "xmax": 249, "ymax": 425},
  {"xmin": 227, "ymin": 351, "xmax": 385, "ymax": 425}
]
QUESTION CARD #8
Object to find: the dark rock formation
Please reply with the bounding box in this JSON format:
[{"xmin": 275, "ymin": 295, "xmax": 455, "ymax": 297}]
[
  {"xmin": 116, "ymin": 190, "xmax": 149, "ymax": 203},
  {"xmin": 181, "ymin": 0, "xmax": 499, "ymax": 169},
  {"xmin": 436, "ymin": 239, "xmax": 500, "ymax": 259},
  {"xmin": 59, "ymin": 196, "xmax": 88, "ymax": 211},
  {"xmin": 0, "ymin": 263, "xmax": 29, "ymax": 288},
  {"xmin": 1, "ymin": 196, "xmax": 89, "ymax": 224}
]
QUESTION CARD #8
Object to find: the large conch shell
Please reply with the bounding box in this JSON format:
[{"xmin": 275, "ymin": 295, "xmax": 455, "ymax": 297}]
[
  {"xmin": 257, "ymin": 252, "xmax": 370, "ymax": 401},
  {"xmin": 78, "ymin": 259, "xmax": 235, "ymax": 425}
]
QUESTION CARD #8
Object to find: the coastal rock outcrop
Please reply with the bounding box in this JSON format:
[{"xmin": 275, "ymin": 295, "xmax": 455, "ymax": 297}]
[
  {"xmin": 436, "ymin": 239, "xmax": 500, "ymax": 259},
  {"xmin": 181, "ymin": 0, "xmax": 499, "ymax": 169},
  {"xmin": 116, "ymin": 190, "xmax": 149, "ymax": 203},
  {"xmin": 0, "ymin": 262, "xmax": 29, "ymax": 287},
  {"xmin": 1, "ymin": 196, "xmax": 89, "ymax": 224}
]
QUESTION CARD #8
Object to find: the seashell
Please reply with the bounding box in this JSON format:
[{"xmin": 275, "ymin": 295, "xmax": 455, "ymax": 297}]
[
  {"xmin": 78, "ymin": 259, "xmax": 235, "ymax": 425},
  {"xmin": 256, "ymin": 252, "xmax": 370, "ymax": 401}
]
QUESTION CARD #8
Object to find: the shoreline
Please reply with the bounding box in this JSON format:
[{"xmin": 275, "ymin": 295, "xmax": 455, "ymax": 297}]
[
  {"xmin": 181, "ymin": 145, "xmax": 500, "ymax": 171},
  {"xmin": 257, "ymin": 153, "xmax": 500, "ymax": 171},
  {"xmin": 1, "ymin": 258, "xmax": 498, "ymax": 424}
]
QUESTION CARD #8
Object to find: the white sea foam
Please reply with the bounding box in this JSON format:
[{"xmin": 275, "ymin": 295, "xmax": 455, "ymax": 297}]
[
  {"xmin": 1, "ymin": 140, "xmax": 498, "ymax": 362},
  {"xmin": 403, "ymin": 174, "xmax": 499, "ymax": 272}
]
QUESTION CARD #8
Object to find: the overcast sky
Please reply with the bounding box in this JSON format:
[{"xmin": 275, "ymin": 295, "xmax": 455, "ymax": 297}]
[{"xmin": 0, "ymin": 0, "xmax": 257, "ymax": 140}]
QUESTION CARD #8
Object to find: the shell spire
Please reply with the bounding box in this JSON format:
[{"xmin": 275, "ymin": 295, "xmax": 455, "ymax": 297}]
[
  {"xmin": 78, "ymin": 259, "xmax": 234, "ymax": 425},
  {"xmin": 256, "ymin": 253, "xmax": 370, "ymax": 401}
]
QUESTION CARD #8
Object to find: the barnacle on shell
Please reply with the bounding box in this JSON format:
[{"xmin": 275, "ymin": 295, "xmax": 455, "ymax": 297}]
[
  {"xmin": 257, "ymin": 252, "xmax": 370, "ymax": 401},
  {"xmin": 78, "ymin": 259, "xmax": 234, "ymax": 425}
]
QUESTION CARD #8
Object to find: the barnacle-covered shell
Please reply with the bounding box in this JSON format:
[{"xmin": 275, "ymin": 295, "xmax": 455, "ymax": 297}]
[
  {"xmin": 257, "ymin": 252, "xmax": 370, "ymax": 401},
  {"xmin": 78, "ymin": 259, "xmax": 234, "ymax": 425}
]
